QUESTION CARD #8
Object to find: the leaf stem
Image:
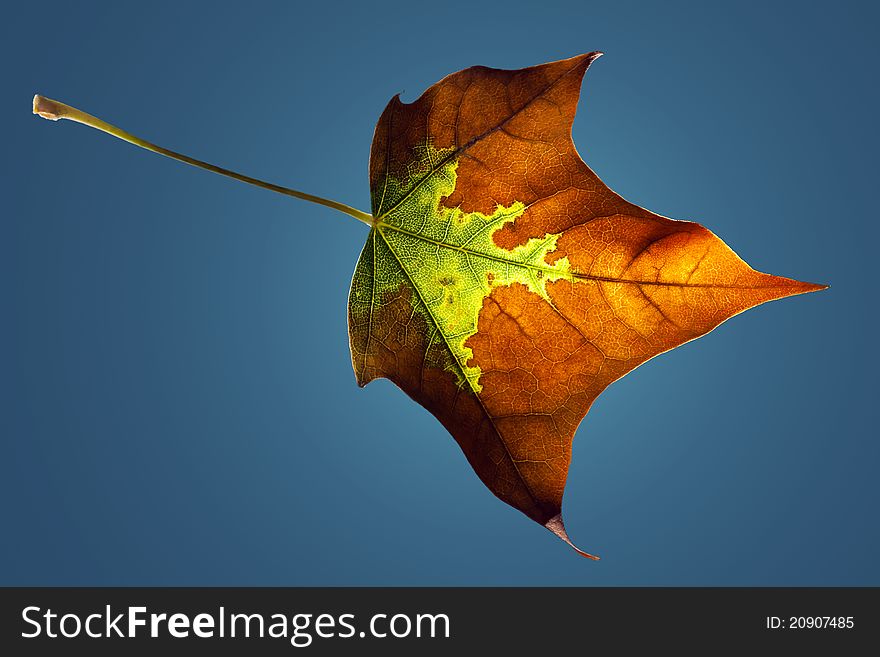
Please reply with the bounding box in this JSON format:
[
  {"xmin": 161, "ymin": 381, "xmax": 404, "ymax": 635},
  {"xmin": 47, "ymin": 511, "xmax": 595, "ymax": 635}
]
[{"xmin": 32, "ymin": 94, "xmax": 374, "ymax": 227}]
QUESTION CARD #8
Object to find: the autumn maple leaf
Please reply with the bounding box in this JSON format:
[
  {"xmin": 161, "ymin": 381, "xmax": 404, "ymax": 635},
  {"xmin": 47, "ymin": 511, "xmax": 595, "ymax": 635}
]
[{"xmin": 33, "ymin": 53, "xmax": 824, "ymax": 558}]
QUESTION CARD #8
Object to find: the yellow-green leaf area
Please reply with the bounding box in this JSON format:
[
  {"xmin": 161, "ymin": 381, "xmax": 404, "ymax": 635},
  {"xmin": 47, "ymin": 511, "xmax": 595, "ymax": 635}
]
[{"xmin": 351, "ymin": 143, "xmax": 574, "ymax": 392}]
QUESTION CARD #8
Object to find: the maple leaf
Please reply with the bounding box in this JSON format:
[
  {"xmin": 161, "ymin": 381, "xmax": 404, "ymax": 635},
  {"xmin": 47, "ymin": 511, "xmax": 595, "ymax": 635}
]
[{"xmin": 33, "ymin": 53, "xmax": 824, "ymax": 559}]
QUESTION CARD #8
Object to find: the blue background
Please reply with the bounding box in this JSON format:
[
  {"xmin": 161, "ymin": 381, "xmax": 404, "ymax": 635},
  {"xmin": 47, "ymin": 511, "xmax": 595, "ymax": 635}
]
[{"xmin": 3, "ymin": 1, "xmax": 877, "ymax": 585}]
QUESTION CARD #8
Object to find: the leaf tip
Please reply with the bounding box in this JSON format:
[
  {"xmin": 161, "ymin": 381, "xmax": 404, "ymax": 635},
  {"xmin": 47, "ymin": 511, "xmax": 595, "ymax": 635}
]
[
  {"xmin": 544, "ymin": 514, "xmax": 600, "ymax": 560},
  {"xmin": 581, "ymin": 51, "xmax": 603, "ymax": 68},
  {"xmin": 794, "ymin": 280, "xmax": 829, "ymax": 295},
  {"xmin": 33, "ymin": 94, "xmax": 61, "ymax": 121}
]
